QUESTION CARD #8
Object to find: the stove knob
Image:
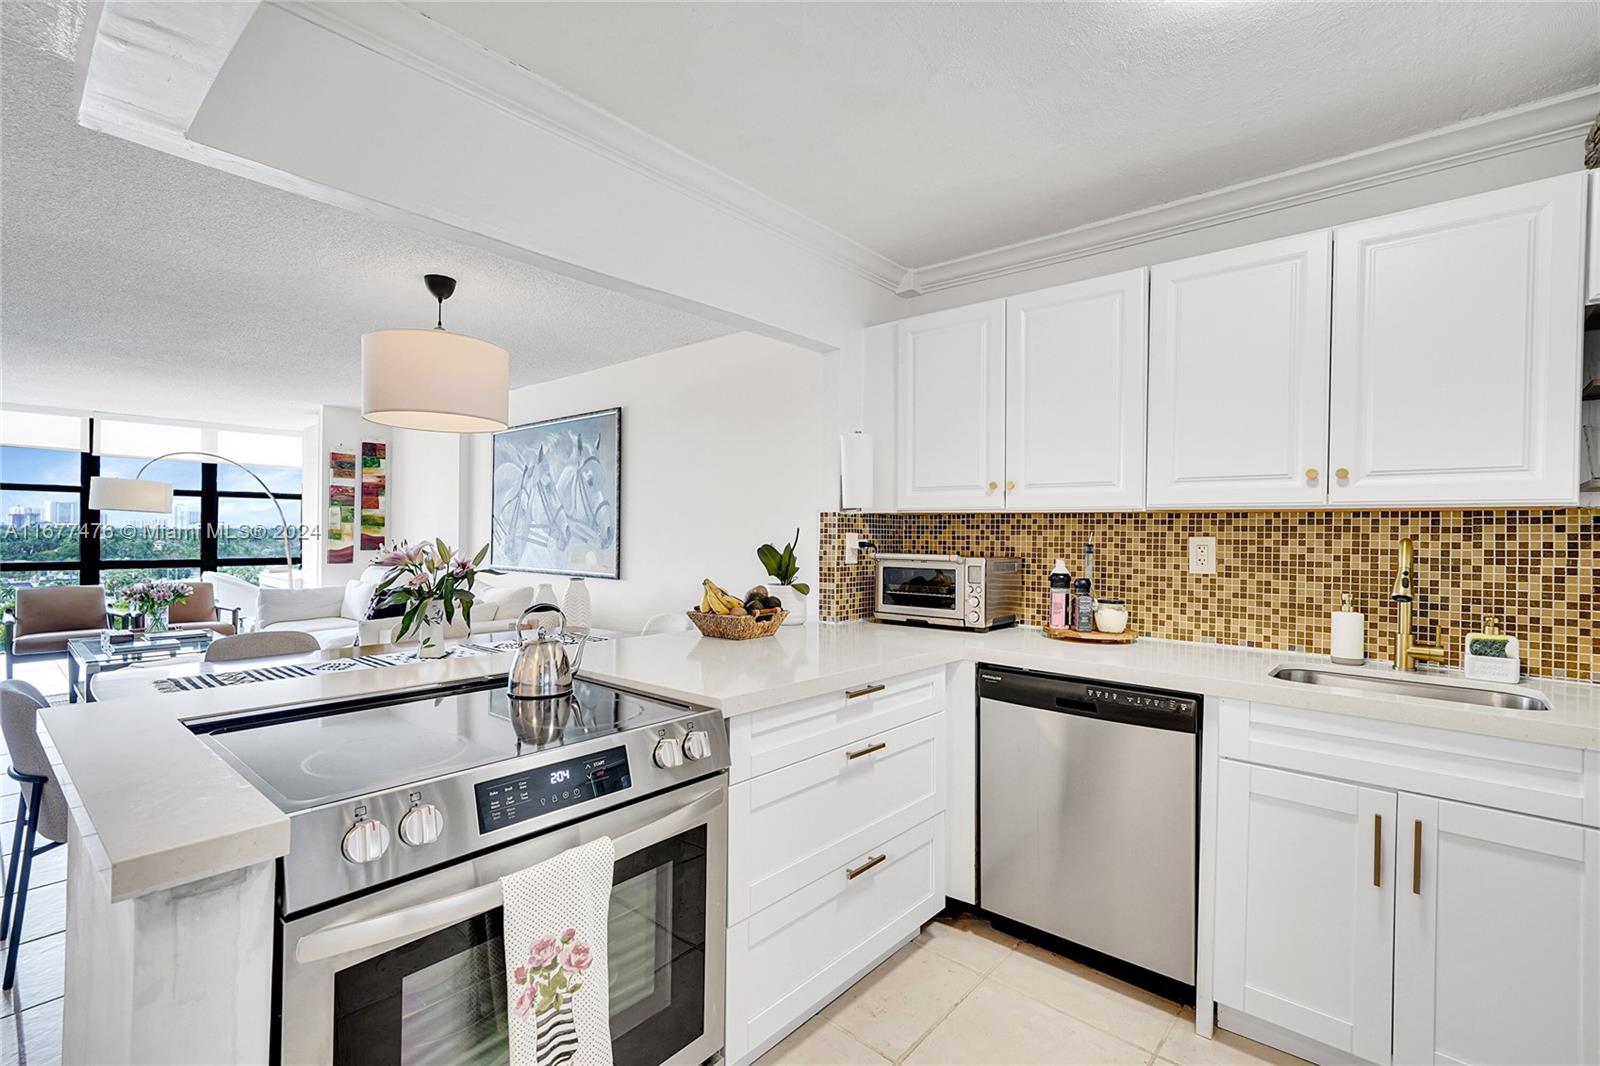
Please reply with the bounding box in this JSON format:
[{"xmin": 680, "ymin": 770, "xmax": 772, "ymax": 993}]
[
  {"xmin": 341, "ymin": 818, "xmax": 391, "ymax": 864},
  {"xmin": 653, "ymin": 737, "xmax": 684, "ymax": 769},
  {"xmin": 682, "ymin": 729, "xmax": 712, "ymax": 762},
  {"xmin": 398, "ymin": 803, "xmax": 445, "ymax": 847}
]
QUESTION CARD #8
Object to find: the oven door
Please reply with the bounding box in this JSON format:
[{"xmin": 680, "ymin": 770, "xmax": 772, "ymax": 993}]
[
  {"xmin": 279, "ymin": 776, "xmax": 726, "ymax": 1066},
  {"xmin": 875, "ymin": 556, "xmax": 964, "ymax": 624}
]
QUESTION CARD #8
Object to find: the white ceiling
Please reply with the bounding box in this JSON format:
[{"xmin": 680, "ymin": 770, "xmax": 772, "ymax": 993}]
[
  {"xmin": 0, "ymin": 18, "xmax": 734, "ymax": 431},
  {"xmin": 409, "ymin": 0, "xmax": 1600, "ymax": 268}
]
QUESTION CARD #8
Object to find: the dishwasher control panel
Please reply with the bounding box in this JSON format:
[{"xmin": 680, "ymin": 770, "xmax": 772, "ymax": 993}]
[{"xmin": 1084, "ymin": 686, "xmax": 1196, "ymax": 717}]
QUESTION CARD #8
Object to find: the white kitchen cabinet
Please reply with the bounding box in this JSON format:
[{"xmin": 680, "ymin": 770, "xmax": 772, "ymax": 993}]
[
  {"xmin": 1147, "ymin": 232, "xmax": 1333, "ymax": 508},
  {"xmin": 1393, "ymin": 795, "xmax": 1600, "ymax": 1066},
  {"xmin": 1003, "ymin": 269, "xmax": 1148, "ymax": 509},
  {"xmin": 1329, "ymin": 173, "xmax": 1586, "ymax": 506},
  {"xmin": 1214, "ymin": 760, "xmax": 1396, "ymax": 1063},
  {"xmin": 895, "ymin": 300, "xmax": 1007, "ymax": 510}
]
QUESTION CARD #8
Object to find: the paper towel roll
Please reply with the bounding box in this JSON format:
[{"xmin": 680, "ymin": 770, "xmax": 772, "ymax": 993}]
[
  {"xmin": 1331, "ymin": 611, "xmax": 1366, "ymax": 665},
  {"xmin": 840, "ymin": 432, "xmax": 874, "ymax": 511}
]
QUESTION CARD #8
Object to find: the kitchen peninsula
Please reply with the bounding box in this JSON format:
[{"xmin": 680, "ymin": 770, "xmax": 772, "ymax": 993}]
[{"xmin": 40, "ymin": 623, "xmax": 1600, "ymax": 1065}]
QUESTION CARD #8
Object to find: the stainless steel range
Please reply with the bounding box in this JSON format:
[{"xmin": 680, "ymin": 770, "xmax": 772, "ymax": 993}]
[{"xmin": 194, "ymin": 676, "xmax": 729, "ymax": 1066}]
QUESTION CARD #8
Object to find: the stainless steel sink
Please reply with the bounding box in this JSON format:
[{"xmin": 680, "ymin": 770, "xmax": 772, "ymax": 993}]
[{"xmin": 1269, "ymin": 665, "xmax": 1551, "ymax": 711}]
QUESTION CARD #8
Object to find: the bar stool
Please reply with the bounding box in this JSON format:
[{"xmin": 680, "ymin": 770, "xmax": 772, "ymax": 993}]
[{"xmin": 0, "ymin": 680, "xmax": 67, "ymax": 991}]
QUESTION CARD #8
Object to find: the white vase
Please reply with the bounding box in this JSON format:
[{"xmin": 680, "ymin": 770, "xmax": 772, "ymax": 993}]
[
  {"xmin": 417, "ymin": 601, "xmax": 448, "ymax": 658},
  {"xmin": 534, "ymin": 582, "xmax": 559, "ymax": 610},
  {"xmin": 563, "ymin": 578, "xmax": 592, "ymax": 630},
  {"xmin": 771, "ymin": 583, "xmax": 806, "ymax": 626}
]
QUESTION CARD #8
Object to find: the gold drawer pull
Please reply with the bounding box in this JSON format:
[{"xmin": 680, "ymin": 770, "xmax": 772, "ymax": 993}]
[
  {"xmin": 1412, "ymin": 819, "xmax": 1422, "ymax": 895},
  {"xmin": 845, "ymin": 683, "xmax": 885, "ymax": 700},
  {"xmin": 1372, "ymin": 813, "xmax": 1382, "ymax": 888},
  {"xmin": 846, "ymin": 854, "xmax": 886, "ymax": 880},
  {"xmin": 846, "ymin": 741, "xmax": 886, "ymax": 761}
]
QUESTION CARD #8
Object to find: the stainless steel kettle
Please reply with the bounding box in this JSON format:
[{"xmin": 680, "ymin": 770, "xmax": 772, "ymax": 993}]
[{"xmin": 507, "ymin": 602, "xmax": 588, "ymax": 700}]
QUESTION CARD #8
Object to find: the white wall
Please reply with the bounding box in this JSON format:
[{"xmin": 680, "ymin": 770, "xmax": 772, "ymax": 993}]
[
  {"xmin": 389, "ymin": 428, "xmax": 473, "ymax": 551},
  {"xmin": 464, "ymin": 333, "xmax": 830, "ymax": 634}
]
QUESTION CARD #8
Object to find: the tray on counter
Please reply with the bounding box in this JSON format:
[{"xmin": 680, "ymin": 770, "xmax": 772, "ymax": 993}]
[{"xmin": 1043, "ymin": 625, "xmax": 1138, "ymax": 645}]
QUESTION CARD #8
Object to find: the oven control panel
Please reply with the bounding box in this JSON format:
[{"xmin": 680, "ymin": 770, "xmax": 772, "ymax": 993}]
[{"xmin": 475, "ymin": 746, "xmax": 632, "ymax": 834}]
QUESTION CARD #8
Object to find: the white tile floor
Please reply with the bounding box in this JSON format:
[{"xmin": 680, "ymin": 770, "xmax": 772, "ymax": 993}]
[{"xmin": 757, "ymin": 916, "xmax": 1309, "ymax": 1066}]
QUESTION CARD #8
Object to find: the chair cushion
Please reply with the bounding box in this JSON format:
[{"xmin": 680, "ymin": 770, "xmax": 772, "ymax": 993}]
[
  {"xmin": 260, "ymin": 616, "xmax": 358, "ymax": 649},
  {"xmin": 166, "ymin": 582, "xmax": 216, "ymax": 624},
  {"xmin": 14, "ymin": 585, "xmax": 106, "ymax": 636},
  {"xmin": 12, "ymin": 628, "xmax": 106, "ymax": 656},
  {"xmin": 256, "ymin": 585, "xmax": 346, "ymax": 627},
  {"xmin": 477, "ymin": 584, "xmax": 534, "ymax": 623}
]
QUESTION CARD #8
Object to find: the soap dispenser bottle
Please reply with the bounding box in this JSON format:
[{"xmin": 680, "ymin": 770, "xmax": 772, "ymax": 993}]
[{"xmin": 1330, "ymin": 592, "xmax": 1366, "ymax": 666}]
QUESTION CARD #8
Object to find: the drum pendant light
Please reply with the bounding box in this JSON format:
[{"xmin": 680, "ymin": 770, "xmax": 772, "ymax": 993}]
[{"xmin": 362, "ymin": 274, "xmax": 510, "ymax": 432}]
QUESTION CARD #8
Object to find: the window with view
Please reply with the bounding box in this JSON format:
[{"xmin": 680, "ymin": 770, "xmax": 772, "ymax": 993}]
[{"xmin": 1, "ymin": 414, "xmax": 305, "ymax": 615}]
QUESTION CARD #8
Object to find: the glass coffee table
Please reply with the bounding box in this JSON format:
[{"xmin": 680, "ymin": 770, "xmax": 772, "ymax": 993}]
[{"xmin": 67, "ymin": 630, "xmax": 217, "ymax": 703}]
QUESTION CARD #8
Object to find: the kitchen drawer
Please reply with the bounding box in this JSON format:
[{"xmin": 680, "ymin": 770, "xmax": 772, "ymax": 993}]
[
  {"xmin": 728, "ymin": 667, "xmax": 945, "ymax": 782},
  {"xmin": 725, "ymin": 815, "xmax": 945, "ymax": 1065},
  {"xmin": 1220, "ymin": 699, "xmax": 1600, "ymax": 827},
  {"xmin": 728, "ymin": 712, "xmax": 946, "ymax": 925}
]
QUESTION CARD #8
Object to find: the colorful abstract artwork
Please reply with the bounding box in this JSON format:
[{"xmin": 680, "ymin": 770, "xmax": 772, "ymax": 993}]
[
  {"xmin": 327, "ymin": 452, "xmax": 356, "ymax": 565},
  {"xmin": 491, "ymin": 408, "xmax": 621, "ymax": 579},
  {"xmin": 360, "ymin": 441, "xmax": 388, "ymax": 551}
]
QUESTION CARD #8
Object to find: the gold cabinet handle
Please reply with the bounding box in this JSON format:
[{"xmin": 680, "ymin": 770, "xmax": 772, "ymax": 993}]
[
  {"xmin": 1005, "ymin": 480, "xmax": 1015, "ymax": 491},
  {"xmin": 1412, "ymin": 819, "xmax": 1422, "ymax": 895},
  {"xmin": 1373, "ymin": 813, "xmax": 1383, "ymax": 888},
  {"xmin": 1306, "ymin": 468, "xmax": 1320, "ymax": 481},
  {"xmin": 1336, "ymin": 467, "xmax": 1351, "ymax": 480},
  {"xmin": 845, "ymin": 683, "xmax": 885, "ymax": 700},
  {"xmin": 845, "ymin": 741, "xmax": 886, "ymax": 761},
  {"xmin": 986, "ymin": 481, "xmax": 998, "ymax": 493},
  {"xmin": 846, "ymin": 854, "xmax": 886, "ymax": 880}
]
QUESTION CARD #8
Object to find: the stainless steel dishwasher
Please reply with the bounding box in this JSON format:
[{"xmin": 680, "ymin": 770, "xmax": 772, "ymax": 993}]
[{"xmin": 978, "ymin": 667, "xmax": 1198, "ymax": 988}]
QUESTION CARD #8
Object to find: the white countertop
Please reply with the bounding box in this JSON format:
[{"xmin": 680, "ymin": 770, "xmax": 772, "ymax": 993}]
[{"xmin": 43, "ymin": 622, "xmax": 1598, "ymax": 903}]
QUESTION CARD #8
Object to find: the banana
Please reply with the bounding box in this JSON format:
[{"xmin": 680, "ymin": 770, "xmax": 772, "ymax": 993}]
[{"xmin": 701, "ymin": 579, "xmax": 743, "ymax": 615}]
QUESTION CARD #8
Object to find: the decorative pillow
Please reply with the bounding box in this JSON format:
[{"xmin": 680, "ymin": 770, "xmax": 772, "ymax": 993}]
[{"xmin": 341, "ymin": 577, "xmax": 405, "ymax": 621}]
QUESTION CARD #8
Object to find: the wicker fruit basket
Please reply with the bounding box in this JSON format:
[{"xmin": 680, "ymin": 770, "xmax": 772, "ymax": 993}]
[{"xmin": 686, "ymin": 607, "xmax": 787, "ymax": 640}]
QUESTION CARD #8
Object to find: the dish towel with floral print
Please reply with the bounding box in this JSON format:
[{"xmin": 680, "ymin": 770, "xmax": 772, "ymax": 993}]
[{"xmin": 501, "ymin": 836, "xmax": 615, "ymax": 1066}]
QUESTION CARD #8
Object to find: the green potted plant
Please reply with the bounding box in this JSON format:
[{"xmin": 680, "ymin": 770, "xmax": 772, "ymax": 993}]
[
  {"xmin": 757, "ymin": 528, "xmax": 810, "ymax": 627},
  {"xmin": 373, "ymin": 539, "xmax": 492, "ymax": 658}
]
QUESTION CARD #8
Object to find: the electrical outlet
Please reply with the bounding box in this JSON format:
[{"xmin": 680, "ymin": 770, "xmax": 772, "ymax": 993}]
[
  {"xmin": 1188, "ymin": 536, "xmax": 1217, "ymax": 575},
  {"xmin": 844, "ymin": 532, "xmax": 871, "ymax": 566}
]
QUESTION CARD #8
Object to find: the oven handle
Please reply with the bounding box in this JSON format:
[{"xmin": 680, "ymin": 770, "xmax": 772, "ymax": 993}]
[{"xmin": 293, "ymin": 787, "xmax": 724, "ymax": 965}]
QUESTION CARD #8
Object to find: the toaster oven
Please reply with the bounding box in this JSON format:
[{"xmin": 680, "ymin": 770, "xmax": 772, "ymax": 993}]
[{"xmin": 873, "ymin": 554, "xmax": 1022, "ymax": 631}]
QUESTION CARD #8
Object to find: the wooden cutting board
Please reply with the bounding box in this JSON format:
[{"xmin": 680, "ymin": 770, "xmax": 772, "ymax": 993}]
[{"xmin": 1043, "ymin": 625, "xmax": 1137, "ymax": 645}]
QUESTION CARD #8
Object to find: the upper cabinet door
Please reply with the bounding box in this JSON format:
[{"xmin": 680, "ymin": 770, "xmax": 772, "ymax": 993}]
[
  {"xmin": 896, "ymin": 301, "xmax": 1007, "ymax": 510},
  {"xmin": 1148, "ymin": 232, "xmax": 1333, "ymax": 508},
  {"xmin": 1330, "ymin": 174, "xmax": 1585, "ymax": 506},
  {"xmin": 1004, "ymin": 270, "xmax": 1148, "ymax": 510},
  {"xmin": 1394, "ymin": 795, "xmax": 1600, "ymax": 1066}
]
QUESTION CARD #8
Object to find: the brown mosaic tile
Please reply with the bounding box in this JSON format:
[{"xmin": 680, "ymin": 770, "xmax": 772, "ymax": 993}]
[{"xmin": 819, "ymin": 508, "xmax": 1599, "ymax": 683}]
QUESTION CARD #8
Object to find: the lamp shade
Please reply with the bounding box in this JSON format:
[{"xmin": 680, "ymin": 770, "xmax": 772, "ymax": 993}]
[
  {"xmin": 88, "ymin": 476, "xmax": 174, "ymax": 513},
  {"xmin": 361, "ymin": 328, "xmax": 510, "ymax": 432}
]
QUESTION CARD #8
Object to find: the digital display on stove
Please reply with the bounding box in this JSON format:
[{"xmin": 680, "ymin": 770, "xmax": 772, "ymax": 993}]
[{"xmin": 475, "ymin": 746, "xmax": 632, "ymax": 833}]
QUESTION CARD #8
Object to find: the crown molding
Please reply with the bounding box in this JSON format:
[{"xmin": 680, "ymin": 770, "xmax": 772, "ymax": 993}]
[
  {"xmin": 907, "ymin": 86, "xmax": 1600, "ymax": 295},
  {"xmin": 278, "ymin": 1, "xmax": 913, "ymax": 295}
]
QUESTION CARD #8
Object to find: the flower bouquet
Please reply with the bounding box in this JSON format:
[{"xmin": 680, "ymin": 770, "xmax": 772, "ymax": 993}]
[
  {"xmin": 511, "ymin": 927, "xmax": 593, "ymax": 1060},
  {"xmin": 121, "ymin": 578, "xmax": 193, "ymax": 635},
  {"xmin": 372, "ymin": 539, "xmax": 492, "ymax": 658}
]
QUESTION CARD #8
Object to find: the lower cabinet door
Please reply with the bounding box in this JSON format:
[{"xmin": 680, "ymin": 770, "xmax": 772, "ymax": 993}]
[
  {"xmin": 724, "ymin": 815, "xmax": 945, "ymax": 1065},
  {"xmin": 1214, "ymin": 761, "xmax": 1396, "ymax": 1064},
  {"xmin": 1394, "ymin": 795, "xmax": 1600, "ymax": 1066}
]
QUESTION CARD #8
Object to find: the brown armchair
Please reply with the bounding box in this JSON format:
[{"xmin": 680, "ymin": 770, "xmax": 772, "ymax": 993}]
[
  {"xmin": 167, "ymin": 583, "xmax": 239, "ymax": 637},
  {"xmin": 4, "ymin": 587, "xmax": 110, "ymax": 692}
]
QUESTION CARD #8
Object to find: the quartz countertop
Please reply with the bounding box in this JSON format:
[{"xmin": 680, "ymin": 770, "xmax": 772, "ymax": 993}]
[{"xmin": 43, "ymin": 622, "xmax": 1598, "ymax": 903}]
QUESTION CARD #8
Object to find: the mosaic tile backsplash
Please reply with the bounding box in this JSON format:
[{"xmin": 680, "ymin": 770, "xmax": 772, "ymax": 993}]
[{"xmin": 819, "ymin": 509, "xmax": 1598, "ymax": 682}]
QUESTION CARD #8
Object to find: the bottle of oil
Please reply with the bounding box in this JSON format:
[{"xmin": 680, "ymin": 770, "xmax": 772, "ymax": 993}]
[{"xmin": 1047, "ymin": 559, "xmax": 1072, "ymax": 629}]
